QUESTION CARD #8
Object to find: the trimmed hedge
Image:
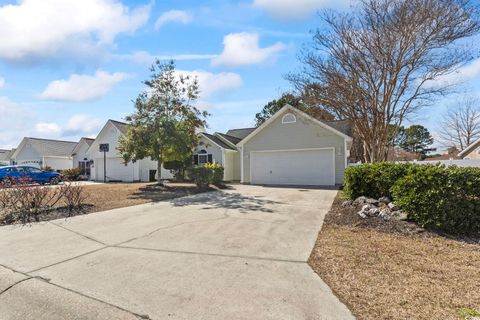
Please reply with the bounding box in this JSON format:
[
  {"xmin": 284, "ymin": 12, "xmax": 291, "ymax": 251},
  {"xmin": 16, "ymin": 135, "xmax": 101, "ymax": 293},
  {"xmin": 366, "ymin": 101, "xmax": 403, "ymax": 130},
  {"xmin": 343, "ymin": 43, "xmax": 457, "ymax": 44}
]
[
  {"xmin": 188, "ymin": 163, "xmax": 224, "ymax": 188},
  {"xmin": 345, "ymin": 162, "xmax": 480, "ymax": 235}
]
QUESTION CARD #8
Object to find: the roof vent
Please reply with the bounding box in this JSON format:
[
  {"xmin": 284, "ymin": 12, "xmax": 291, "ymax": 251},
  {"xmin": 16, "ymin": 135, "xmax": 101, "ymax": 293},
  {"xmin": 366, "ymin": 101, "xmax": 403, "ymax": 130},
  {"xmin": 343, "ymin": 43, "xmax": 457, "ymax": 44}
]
[{"xmin": 282, "ymin": 113, "xmax": 296, "ymax": 124}]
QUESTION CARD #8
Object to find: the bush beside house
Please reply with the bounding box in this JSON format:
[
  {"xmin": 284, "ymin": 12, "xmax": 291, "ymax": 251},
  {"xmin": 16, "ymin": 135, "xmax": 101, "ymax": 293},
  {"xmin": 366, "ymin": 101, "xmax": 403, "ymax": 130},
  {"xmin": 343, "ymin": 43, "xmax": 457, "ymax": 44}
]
[
  {"xmin": 344, "ymin": 163, "xmax": 480, "ymax": 235},
  {"xmin": 188, "ymin": 163, "xmax": 224, "ymax": 188}
]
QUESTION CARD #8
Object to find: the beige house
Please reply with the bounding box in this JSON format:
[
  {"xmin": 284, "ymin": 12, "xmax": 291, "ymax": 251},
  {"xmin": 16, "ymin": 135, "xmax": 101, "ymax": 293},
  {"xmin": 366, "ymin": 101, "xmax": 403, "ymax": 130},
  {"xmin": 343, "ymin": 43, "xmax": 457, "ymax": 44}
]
[
  {"xmin": 459, "ymin": 140, "xmax": 480, "ymax": 159},
  {"xmin": 193, "ymin": 104, "xmax": 353, "ymax": 186}
]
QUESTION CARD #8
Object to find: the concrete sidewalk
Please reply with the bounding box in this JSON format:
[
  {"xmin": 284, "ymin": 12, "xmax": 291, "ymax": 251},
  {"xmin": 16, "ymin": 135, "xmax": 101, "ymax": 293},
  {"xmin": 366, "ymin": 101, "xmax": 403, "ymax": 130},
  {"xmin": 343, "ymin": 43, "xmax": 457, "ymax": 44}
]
[{"xmin": 0, "ymin": 185, "xmax": 354, "ymax": 320}]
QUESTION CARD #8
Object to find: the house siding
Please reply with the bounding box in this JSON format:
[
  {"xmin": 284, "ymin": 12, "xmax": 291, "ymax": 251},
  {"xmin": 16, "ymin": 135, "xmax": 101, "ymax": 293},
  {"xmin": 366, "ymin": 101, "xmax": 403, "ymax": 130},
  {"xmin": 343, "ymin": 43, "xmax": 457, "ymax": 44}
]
[
  {"xmin": 196, "ymin": 136, "xmax": 223, "ymax": 164},
  {"xmin": 242, "ymin": 109, "xmax": 346, "ymax": 185},
  {"xmin": 463, "ymin": 145, "xmax": 480, "ymax": 159}
]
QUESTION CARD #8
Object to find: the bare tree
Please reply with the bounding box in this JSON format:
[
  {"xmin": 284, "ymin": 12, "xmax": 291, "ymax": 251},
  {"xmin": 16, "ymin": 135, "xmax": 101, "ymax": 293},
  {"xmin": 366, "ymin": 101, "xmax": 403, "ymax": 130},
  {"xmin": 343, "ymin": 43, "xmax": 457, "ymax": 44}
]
[
  {"xmin": 439, "ymin": 97, "xmax": 480, "ymax": 149},
  {"xmin": 288, "ymin": 0, "xmax": 480, "ymax": 162}
]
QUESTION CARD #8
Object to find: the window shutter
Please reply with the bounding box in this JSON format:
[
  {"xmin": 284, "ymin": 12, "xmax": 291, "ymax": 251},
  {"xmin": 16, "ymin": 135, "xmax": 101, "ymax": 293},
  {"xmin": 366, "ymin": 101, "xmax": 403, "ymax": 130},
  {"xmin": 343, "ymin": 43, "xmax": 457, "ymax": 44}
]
[
  {"xmin": 208, "ymin": 154, "xmax": 213, "ymax": 163},
  {"xmin": 193, "ymin": 155, "xmax": 199, "ymax": 165}
]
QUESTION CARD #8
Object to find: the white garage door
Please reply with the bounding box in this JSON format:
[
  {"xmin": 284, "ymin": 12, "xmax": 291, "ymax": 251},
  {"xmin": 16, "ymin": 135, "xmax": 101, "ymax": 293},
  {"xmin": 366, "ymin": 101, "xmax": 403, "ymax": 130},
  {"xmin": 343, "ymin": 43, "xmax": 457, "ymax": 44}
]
[
  {"xmin": 95, "ymin": 158, "xmax": 135, "ymax": 182},
  {"xmin": 251, "ymin": 149, "xmax": 335, "ymax": 186}
]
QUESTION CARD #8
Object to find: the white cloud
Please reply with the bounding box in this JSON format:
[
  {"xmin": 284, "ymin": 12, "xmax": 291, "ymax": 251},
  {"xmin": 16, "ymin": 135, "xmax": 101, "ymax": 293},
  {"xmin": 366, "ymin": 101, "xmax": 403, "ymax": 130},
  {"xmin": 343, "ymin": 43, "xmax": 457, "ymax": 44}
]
[
  {"xmin": 426, "ymin": 58, "xmax": 480, "ymax": 88},
  {"xmin": 0, "ymin": 96, "xmax": 36, "ymax": 148},
  {"xmin": 0, "ymin": 77, "xmax": 4, "ymax": 89},
  {"xmin": 252, "ymin": 0, "xmax": 354, "ymax": 20},
  {"xmin": 212, "ymin": 32, "xmax": 287, "ymax": 67},
  {"xmin": 0, "ymin": 0, "xmax": 150, "ymax": 63},
  {"xmin": 34, "ymin": 123, "xmax": 62, "ymax": 137},
  {"xmin": 176, "ymin": 70, "xmax": 243, "ymax": 98},
  {"xmin": 64, "ymin": 114, "xmax": 103, "ymax": 136},
  {"xmin": 116, "ymin": 51, "xmax": 217, "ymax": 65},
  {"xmin": 154, "ymin": 10, "xmax": 192, "ymax": 30},
  {"xmin": 40, "ymin": 70, "xmax": 129, "ymax": 102}
]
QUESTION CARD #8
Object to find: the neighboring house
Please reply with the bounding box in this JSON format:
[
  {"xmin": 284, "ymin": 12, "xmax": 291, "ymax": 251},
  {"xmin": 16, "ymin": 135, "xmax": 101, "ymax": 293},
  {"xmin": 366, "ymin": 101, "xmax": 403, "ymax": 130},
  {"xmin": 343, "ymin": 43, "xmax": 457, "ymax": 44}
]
[
  {"xmin": 71, "ymin": 137, "xmax": 95, "ymax": 179},
  {"xmin": 458, "ymin": 140, "xmax": 480, "ymax": 159},
  {"xmin": 0, "ymin": 149, "xmax": 14, "ymax": 166},
  {"xmin": 85, "ymin": 120, "xmax": 173, "ymax": 182},
  {"xmin": 387, "ymin": 146, "xmax": 420, "ymax": 161},
  {"xmin": 10, "ymin": 138, "xmax": 77, "ymax": 171},
  {"xmin": 426, "ymin": 147, "xmax": 460, "ymax": 161}
]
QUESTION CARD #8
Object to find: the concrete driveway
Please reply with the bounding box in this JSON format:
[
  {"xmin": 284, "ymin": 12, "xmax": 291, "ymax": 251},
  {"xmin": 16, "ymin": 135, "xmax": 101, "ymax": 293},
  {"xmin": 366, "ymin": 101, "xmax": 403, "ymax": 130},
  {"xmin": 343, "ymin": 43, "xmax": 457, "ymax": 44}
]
[{"xmin": 0, "ymin": 185, "xmax": 353, "ymax": 320}]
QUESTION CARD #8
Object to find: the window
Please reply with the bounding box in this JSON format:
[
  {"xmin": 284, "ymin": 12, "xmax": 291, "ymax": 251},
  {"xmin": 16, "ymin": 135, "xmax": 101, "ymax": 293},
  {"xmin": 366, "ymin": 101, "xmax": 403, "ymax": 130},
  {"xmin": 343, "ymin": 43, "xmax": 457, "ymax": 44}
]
[
  {"xmin": 78, "ymin": 161, "xmax": 91, "ymax": 176},
  {"xmin": 25, "ymin": 167, "xmax": 41, "ymax": 173},
  {"xmin": 193, "ymin": 149, "xmax": 213, "ymax": 165},
  {"xmin": 282, "ymin": 113, "xmax": 296, "ymax": 124}
]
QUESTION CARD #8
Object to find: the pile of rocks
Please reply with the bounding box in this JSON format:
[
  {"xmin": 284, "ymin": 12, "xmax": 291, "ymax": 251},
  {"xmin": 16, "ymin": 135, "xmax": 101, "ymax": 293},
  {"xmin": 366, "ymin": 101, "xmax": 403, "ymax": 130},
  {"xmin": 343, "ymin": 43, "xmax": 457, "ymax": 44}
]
[{"xmin": 342, "ymin": 196, "xmax": 408, "ymax": 221}]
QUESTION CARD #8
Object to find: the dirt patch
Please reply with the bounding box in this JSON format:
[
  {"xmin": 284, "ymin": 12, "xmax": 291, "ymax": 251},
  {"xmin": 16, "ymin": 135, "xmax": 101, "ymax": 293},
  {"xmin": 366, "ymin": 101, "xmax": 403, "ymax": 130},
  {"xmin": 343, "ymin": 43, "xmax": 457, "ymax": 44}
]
[{"xmin": 309, "ymin": 193, "xmax": 480, "ymax": 320}]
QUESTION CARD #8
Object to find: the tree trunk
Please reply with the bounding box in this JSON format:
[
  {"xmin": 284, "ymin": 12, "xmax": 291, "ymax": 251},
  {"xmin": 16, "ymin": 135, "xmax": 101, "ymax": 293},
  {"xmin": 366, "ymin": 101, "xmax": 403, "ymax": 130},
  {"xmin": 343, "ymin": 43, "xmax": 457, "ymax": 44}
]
[{"xmin": 157, "ymin": 159, "xmax": 163, "ymax": 185}]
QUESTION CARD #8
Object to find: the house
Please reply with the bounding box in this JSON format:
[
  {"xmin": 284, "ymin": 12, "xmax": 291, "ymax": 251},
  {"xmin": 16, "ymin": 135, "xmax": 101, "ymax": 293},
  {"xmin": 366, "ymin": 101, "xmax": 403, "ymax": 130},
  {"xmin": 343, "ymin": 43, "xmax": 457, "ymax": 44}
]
[
  {"xmin": 84, "ymin": 119, "xmax": 173, "ymax": 182},
  {"xmin": 10, "ymin": 137, "xmax": 77, "ymax": 171},
  {"xmin": 0, "ymin": 149, "xmax": 14, "ymax": 166},
  {"xmin": 193, "ymin": 104, "xmax": 353, "ymax": 186},
  {"xmin": 458, "ymin": 140, "xmax": 480, "ymax": 159},
  {"xmin": 426, "ymin": 147, "xmax": 460, "ymax": 161},
  {"xmin": 71, "ymin": 137, "xmax": 95, "ymax": 179}
]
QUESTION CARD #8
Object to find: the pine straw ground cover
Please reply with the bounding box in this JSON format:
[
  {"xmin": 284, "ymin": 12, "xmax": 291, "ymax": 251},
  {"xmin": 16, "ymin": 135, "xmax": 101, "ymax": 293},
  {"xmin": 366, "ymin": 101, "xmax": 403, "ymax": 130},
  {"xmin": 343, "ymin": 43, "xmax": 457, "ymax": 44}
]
[{"xmin": 308, "ymin": 193, "xmax": 480, "ymax": 320}]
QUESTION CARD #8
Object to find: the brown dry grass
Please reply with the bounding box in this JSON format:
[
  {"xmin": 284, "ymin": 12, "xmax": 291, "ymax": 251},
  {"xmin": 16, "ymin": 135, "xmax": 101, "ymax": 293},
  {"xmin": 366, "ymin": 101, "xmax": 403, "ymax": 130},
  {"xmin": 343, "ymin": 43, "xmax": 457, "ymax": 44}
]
[
  {"xmin": 82, "ymin": 182, "xmax": 207, "ymax": 212},
  {"xmin": 309, "ymin": 193, "xmax": 480, "ymax": 320}
]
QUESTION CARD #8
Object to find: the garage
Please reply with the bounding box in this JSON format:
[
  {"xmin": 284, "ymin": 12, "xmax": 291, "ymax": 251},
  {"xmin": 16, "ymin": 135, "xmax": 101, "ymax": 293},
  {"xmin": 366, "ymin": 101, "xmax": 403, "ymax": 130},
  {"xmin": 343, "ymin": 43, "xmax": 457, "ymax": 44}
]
[
  {"xmin": 95, "ymin": 157, "xmax": 136, "ymax": 182},
  {"xmin": 250, "ymin": 148, "xmax": 335, "ymax": 186}
]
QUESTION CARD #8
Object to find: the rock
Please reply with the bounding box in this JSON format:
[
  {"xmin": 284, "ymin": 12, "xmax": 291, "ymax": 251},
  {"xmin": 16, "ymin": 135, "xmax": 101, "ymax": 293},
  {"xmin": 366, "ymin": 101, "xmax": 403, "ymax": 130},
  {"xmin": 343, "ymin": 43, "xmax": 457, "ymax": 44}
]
[
  {"xmin": 379, "ymin": 208, "xmax": 391, "ymax": 221},
  {"xmin": 342, "ymin": 200, "xmax": 353, "ymax": 207},
  {"xmin": 388, "ymin": 202, "xmax": 399, "ymax": 211},
  {"xmin": 357, "ymin": 210, "xmax": 367, "ymax": 218},
  {"xmin": 366, "ymin": 198, "xmax": 379, "ymax": 205},
  {"xmin": 392, "ymin": 210, "xmax": 408, "ymax": 221},
  {"xmin": 368, "ymin": 207, "xmax": 380, "ymax": 216},
  {"xmin": 378, "ymin": 196, "xmax": 391, "ymax": 204},
  {"xmin": 353, "ymin": 196, "xmax": 367, "ymax": 205}
]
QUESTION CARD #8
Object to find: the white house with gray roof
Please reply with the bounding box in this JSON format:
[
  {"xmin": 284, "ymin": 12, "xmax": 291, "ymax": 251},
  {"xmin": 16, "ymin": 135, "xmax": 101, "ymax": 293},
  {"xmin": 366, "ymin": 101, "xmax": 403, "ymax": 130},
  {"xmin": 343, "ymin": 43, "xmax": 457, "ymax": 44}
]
[{"xmin": 10, "ymin": 137, "xmax": 77, "ymax": 171}]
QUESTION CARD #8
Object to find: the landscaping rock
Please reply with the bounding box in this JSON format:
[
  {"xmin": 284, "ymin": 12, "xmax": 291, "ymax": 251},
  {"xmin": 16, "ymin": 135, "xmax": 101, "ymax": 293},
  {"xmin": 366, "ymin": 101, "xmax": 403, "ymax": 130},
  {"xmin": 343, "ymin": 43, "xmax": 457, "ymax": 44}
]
[
  {"xmin": 342, "ymin": 200, "xmax": 353, "ymax": 207},
  {"xmin": 392, "ymin": 210, "xmax": 408, "ymax": 221},
  {"xmin": 353, "ymin": 196, "xmax": 367, "ymax": 205},
  {"xmin": 378, "ymin": 208, "xmax": 391, "ymax": 221},
  {"xmin": 366, "ymin": 198, "xmax": 379, "ymax": 205},
  {"xmin": 388, "ymin": 202, "xmax": 399, "ymax": 211},
  {"xmin": 378, "ymin": 196, "xmax": 391, "ymax": 204},
  {"xmin": 357, "ymin": 210, "xmax": 367, "ymax": 218},
  {"xmin": 368, "ymin": 207, "xmax": 380, "ymax": 217}
]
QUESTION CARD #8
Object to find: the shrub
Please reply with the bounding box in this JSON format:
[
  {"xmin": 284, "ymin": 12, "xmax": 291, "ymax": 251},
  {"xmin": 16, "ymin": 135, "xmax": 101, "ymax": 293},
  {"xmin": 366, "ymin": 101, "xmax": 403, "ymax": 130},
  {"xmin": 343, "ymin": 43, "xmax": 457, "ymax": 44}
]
[
  {"xmin": 205, "ymin": 163, "xmax": 224, "ymax": 186},
  {"xmin": 62, "ymin": 168, "xmax": 82, "ymax": 181},
  {"xmin": 41, "ymin": 166, "xmax": 54, "ymax": 172},
  {"xmin": 60, "ymin": 182, "xmax": 87, "ymax": 214},
  {"xmin": 188, "ymin": 163, "xmax": 225, "ymax": 188},
  {"xmin": 344, "ymin": 162, "xmax": 412, "ymax": 199},
  {"xmin": 345, "ymin": 162, "xmax": 480, "ymax": 236},
  {"xmin": 188, "ymin": 165, "xmax": 212, "ymax": 188},
  {"xmin": 391, "ymin": 165, "xmax": 480, "ymax": 235},
  {"xmin": 164, "ymin": 158, "xmax": 192, "ymax": 181}
]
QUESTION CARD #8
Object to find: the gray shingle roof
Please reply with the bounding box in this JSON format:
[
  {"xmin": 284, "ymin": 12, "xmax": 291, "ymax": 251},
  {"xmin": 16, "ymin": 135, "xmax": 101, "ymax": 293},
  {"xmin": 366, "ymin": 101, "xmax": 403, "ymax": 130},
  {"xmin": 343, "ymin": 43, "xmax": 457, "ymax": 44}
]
[
  {"xmin": 83, "ymin": 138, "xmax": 95, "ymax": 146},
  {"xmin": 0, "ymin": 149, "xmax": 12, "ymax": 161},
  {"xmin": 216, "ymin": 133, "xmax": 242, "ymax": 145},
  {"xmin": 202, "ymin": 133, "xmax": 236, "ymax": 150},
  {"xmin": 325, "ymin": 120, "xmax": 352, "ymax": 137},
  {"xmin": 110, "ymin": 120, "xmax": 129, "ymax": 135},
  {"xmin": 225, "ymin": 128, "xmax": 256, "ymax": 140},
  {"xmin": 25, "ymin": 138, "xmax": 77, "ymax": 157}
]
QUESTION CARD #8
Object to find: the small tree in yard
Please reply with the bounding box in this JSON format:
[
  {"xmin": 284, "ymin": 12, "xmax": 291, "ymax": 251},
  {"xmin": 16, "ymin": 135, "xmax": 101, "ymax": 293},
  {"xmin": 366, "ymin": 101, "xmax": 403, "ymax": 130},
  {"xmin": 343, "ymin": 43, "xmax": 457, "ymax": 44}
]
[
  {"xmin": 288, "ymin": 0, "xmax": 480, "ymax": 162},
  {"xmin": 119, "ymin": 60, "xmax": 208, "ymax": 184}
]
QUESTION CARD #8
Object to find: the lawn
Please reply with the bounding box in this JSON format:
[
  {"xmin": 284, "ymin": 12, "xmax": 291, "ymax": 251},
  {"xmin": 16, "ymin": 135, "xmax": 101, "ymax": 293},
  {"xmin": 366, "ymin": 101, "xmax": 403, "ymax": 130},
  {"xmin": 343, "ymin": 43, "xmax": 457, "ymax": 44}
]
[
  {"xmin": 82, "ymin": 182, "xmax": 207, "ymax": 212},
  {"xmin": 309, "ymin": 193, "xmax": 480, "ymax": 320},
  {"xmin": 0, "ymin": 182, "xmax": 210, "ymax": 225}
]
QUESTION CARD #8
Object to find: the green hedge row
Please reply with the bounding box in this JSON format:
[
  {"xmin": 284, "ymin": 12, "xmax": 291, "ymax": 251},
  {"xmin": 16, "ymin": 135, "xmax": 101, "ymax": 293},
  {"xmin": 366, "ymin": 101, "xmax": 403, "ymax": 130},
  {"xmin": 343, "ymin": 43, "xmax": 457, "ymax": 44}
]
[
  {"xmin": 344, "ymin": 163, "xmax": 480, "ymax": 236},
  {"xmin": 188, "ymin": 163, "xmax": 224, "ymax": 188}
]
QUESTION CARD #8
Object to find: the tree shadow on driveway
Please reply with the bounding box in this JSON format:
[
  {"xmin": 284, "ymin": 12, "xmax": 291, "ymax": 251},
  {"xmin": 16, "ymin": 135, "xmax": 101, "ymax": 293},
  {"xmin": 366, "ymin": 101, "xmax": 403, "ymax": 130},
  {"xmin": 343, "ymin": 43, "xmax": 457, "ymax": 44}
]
[{"xmin": 166, "ymin": 191, "xmax": 284, "ymax": 214}]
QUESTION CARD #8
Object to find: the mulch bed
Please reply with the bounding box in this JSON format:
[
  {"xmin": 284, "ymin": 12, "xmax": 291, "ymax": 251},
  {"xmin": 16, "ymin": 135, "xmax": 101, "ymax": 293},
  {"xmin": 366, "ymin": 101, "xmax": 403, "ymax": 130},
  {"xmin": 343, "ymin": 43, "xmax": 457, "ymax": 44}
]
[{"xmin": 308, "ymin": 193, "xmax": 480, "ymax": 320}]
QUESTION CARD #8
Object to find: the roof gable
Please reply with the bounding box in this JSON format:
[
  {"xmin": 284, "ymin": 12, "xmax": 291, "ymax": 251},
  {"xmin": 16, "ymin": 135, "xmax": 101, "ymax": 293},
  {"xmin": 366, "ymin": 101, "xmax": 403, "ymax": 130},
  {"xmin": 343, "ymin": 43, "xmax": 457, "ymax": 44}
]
[
  {"xmin": 238, "ymin": 104, "xmax": 353, "ymax": 146},
  {"xmin": 12, "ymin": 137, "xmax": 77, "ymax": 159},
  {"xmin": 85, "ymin": 120, "xmax": 125, "ymax": 155},
  {"xmin": 459, "ymin": 139, "xmax": 480, "ymax": 158},
  {"xmin": 201, "ymin": 133, "xmax": 236, "ymax": 150}
]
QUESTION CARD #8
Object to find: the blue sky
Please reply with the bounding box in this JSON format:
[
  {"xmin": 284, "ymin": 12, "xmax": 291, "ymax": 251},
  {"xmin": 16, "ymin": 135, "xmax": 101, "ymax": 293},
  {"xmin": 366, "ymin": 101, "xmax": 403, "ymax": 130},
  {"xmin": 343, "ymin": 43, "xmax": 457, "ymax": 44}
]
[{"xmin": 0, "ymin": 0, "xmax": 479, "ymax": 151}]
